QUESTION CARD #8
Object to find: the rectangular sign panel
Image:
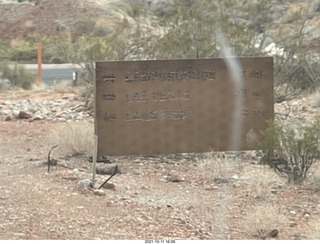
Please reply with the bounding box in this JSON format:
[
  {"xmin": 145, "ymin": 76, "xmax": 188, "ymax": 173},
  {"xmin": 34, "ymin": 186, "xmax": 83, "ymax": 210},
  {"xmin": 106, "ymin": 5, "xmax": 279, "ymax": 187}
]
[{"xmin": 95, "ymin": 58, "xmax": 274, "ymax": 156}]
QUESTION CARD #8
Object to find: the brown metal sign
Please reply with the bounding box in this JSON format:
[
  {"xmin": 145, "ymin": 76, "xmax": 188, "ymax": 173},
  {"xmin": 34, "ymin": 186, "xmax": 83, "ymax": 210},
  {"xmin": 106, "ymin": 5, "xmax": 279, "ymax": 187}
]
[{"xmin": 95, "ymin": 58, "xmax": 274, "ymax": 156}]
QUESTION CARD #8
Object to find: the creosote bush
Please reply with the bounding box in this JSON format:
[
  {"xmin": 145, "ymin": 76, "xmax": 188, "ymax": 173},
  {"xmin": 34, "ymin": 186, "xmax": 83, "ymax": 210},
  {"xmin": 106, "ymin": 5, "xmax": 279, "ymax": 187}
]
[
  {"xmin": 0, "ymin": 62, "xmax": 36, "ymax": 90},
  {"xmin": 247, "ymin": 119, "xmax": 320, "ymax": 184}
]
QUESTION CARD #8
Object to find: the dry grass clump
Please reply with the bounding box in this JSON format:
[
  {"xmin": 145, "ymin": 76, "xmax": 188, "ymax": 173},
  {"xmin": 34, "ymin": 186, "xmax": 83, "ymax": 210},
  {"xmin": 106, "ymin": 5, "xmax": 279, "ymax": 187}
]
[
  {"xmin": 245, "ymin": 203, "xmax": 287, "ymax": 239},
  {"xmin": 53, "ymin": 80, "xmax": 73, "ymax": 93},
  {"xmin": 241, "ymin": 165, "xmax": 285, "ymax": 199},
  {"xmin": 49, "ymin": 120, "xmax": 94, "ymax": 157},
  {"xmin": 196, "ymin": 152, "xmax": 239, "ymax": 181}
]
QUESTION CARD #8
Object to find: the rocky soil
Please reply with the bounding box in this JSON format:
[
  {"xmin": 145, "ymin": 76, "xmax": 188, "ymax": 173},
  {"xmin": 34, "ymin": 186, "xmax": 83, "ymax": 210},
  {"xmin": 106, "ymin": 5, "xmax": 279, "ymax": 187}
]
[
  {"xmin": 1, "ymin": 88, "xmax": 320, "ymax": 240},
  {"xmin": 0, "ymin": 89, "xmax": 92, "ymax": 122}
]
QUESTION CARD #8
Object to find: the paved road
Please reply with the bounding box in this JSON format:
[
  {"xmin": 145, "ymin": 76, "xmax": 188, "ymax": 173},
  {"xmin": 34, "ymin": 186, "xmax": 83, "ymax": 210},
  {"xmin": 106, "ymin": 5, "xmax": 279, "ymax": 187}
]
[{"xmin": 24, "ymin": 64, "xmax": 84, "ymax": 86}]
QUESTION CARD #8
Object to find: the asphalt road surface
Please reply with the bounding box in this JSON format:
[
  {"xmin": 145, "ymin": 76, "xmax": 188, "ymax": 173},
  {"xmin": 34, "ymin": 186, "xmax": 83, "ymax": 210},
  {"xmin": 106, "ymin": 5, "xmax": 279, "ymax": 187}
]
[{"xmin": 24, "ymin": 64, "xmax": 84, "ymax": 86}]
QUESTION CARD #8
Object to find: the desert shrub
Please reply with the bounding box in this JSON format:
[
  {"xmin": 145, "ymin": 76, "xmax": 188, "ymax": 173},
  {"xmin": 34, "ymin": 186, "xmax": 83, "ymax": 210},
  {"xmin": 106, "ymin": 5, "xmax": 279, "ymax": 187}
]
[
  {"xmin": 11, "ymin": 39, "xmax": 37, "ymax": 62},
  {"xmin": 241, "ymin": 165, "xmax": 285, "ymax": 199},
  {"xmin": 0, "ymin": 39, "xmax": 12, "ymax": 61},
  {"xmin": 248, "ymin": 119, "xmax": 320, "ymax": 184},
  {"xmin": 245, "ymin": 203, "xmax": 287, "ymax": 239},
  {"xmin": 197, "ymin": 152, "xmax": 239, "ymax": 181},
  {"xmin": 0, "ymin": 62, "xmax": 36, "ymax": 89},
  {"xmin": 49, "ymin": 120, "xmax": 94, "ymax": 157},
  {"xmin": 74, "ymin": 16, "xmax": 97, "ymax": 37}
]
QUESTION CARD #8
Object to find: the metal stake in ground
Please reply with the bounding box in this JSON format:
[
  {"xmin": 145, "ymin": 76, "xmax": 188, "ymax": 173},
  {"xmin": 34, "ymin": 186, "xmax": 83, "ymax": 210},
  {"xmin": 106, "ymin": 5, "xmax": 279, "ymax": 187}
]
[
  {"xmin": 92, "ymin": 135, "xmax": 98, "ymax": 188},
  {"xmin": 48, "ymin": 145, "xmax": 59, "ymax": 173},
  {"xmin": 98, "ymin": 165, "xmax": 118, "ymax": 189}
]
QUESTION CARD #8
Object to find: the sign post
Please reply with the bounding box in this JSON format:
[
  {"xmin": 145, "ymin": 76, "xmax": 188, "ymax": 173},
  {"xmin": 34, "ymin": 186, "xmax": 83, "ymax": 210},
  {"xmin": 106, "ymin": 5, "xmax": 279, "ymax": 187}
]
[
  {"xmin": 91, "ymin": 135, "xmax": 98, "ymax": 188},
  {"xmin": 95, "ymin": 58, "xmax": 274, "ymax": 157},
  {"xmin": 37, "ymin": 42, "xmax": 42, "ymax": 85}
]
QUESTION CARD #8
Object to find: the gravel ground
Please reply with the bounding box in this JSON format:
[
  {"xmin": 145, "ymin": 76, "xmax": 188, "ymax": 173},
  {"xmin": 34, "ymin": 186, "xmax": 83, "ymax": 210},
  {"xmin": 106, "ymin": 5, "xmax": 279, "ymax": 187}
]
[{"xmin": 1, "ymin": 90, "xmax": 320, "ymax": 240}]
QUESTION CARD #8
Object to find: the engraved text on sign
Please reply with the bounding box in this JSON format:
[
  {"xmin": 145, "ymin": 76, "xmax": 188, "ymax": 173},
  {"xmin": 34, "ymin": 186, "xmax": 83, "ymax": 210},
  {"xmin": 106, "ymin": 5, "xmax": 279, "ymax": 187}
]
[{"xmin": 95, "ymin": 58, "xmax": 274, "ymax": 156}]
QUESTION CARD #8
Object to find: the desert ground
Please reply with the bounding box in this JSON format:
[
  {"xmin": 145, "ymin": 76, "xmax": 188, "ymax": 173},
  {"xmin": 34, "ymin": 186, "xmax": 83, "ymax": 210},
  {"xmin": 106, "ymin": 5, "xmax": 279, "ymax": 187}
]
[{"xmin": 1, "ymin": 87, "xmax": 320, "ymax": 240}]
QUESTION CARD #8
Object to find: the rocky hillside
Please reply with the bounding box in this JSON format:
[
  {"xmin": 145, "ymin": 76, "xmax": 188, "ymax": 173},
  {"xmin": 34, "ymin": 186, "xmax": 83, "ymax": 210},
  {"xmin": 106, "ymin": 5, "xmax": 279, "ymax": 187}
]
[
  {"xmin": 0, "ymin": 0, "xmax": 121, "ymax": 40},
  {"xmin": 0, "ymin": 0, "xmax": 319, "ymax": 47},
  {"xmin": 0, "ymin": 0, "xmax": 172, "ymax": 40}
]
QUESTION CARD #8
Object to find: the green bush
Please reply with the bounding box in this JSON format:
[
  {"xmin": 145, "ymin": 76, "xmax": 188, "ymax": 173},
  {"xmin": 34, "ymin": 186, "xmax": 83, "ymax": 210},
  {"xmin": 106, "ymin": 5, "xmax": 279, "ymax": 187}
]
[
  {"xmin": 11, "ymin": 40, "xmax": 37, "ymax": 62},
  {"xmin": 0, "ymin": 62, "xmax": 36, "ymax": 90},
  {"xmin": 247, "ymin": 119, "xmax": 320, "ymax": 184}
]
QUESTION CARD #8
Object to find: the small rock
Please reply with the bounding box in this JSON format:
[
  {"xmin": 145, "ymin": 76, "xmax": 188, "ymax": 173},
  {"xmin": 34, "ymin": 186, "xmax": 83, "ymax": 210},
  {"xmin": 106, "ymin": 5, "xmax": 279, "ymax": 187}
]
[
  {"xmin": 231, "ymin": 174, "xmax": 239, "ymax": 180},
  {"xmin": 12, "ymin": 110, "xmax": 19, "ymax": 118},
  {"xmin": 168, "ymin": 175, "xmax": 181, "ymax": 182},
  {"xmin": 165, "ymin": 159, "xmax": 176, "ymax": 165},
  {"xmin": 73, "ymin": 169, "xmax": 79, "ymax": 173},
  {"xmin": 232, "ymin": 182, "xmax": 241, "ymax": 188},
  {"xmin": 205, "ymin": 184, "xmax": 219, "ymax": 190},
  {"xmin": 290, "ymin": 210, "xmax": 296, "ymax": 215},
  {"xmin": 66, "ymin": 113, "xmax": 77, "ymax": 120},
  {"xmin": 75, "ymin": 106, "xmax": 83, "ymax": 112},
  {"xmin": 77, "ymin": 179, "xmax": 92, "ymax": 188},
  {"xmin": 96, "ymin": 165, "xmax": 120, "ymax": 175},
  {"xmin": 155, "ymin": 163, "xmax": 164, "ymax": 169},
  {"xmin": 27, "ymin": 107, "xmax": 37, "ymax": 114},
  {"xmin": 214, "ymin": 178, "xmax": 229, "ymax": 184},
  {"xmin": 55, "ymin": 118, "xmax": 67, "ymax": 123},
  {"xmin": 268, "ymin": 229, "xmax": 279, "ymax": 238},
  {"xmin": 1, "ymin": 110, "xmax": 10, "ymax": 116},
  {"xmin": 4, "ymin": 100, "xmax": 12, "ymax": 105},
  {"xmin": 94, "ymin": 189, "xmax": 106, "ymax": 196},
  {"xmin": 101, "ymin": 182, "xmax": 116, "ymax": 191},
  {"xmin": 33, "ymin": 114, "xmax": 45, "ymax": 120},
  {"xmin": 5, "ymin": 115, "xmax": 12, "ymax": 121},
  {"xmin": 18, "ymin": 111, "xmax": 32, "ymax": 119}
]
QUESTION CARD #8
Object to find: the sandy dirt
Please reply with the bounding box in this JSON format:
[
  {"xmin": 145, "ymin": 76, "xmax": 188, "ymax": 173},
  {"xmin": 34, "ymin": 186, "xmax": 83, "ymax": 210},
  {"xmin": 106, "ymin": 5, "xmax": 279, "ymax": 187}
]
[{"xmin": 0, "ymin": 89, "xmax": 320, "ymax": 240}]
